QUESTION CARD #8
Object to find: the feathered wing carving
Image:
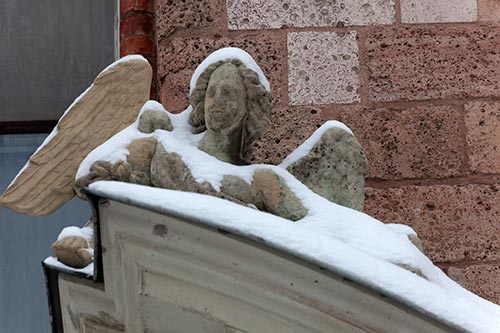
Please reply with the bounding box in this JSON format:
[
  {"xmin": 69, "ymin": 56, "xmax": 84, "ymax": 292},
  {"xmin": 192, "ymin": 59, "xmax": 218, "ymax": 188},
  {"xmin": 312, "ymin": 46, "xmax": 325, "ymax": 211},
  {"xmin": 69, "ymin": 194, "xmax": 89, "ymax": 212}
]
[{"xmin": 0, "ymin": 57, "xmax": 152, "ymax": 216}]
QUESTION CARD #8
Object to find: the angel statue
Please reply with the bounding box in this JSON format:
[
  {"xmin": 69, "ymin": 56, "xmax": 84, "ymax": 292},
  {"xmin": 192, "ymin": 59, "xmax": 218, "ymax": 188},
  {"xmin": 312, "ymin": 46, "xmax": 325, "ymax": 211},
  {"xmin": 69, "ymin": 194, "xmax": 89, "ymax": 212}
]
[
  {"xmin": 5, "ymin": 49, "xmax": 500, "ymax": 329},
  {"xmin": 3, "ymin": 48, "xmax": 413, "ymax": 274},
  {"xmin": 71, "ymin": 49, "xmax": 368, "ymax": 222}
]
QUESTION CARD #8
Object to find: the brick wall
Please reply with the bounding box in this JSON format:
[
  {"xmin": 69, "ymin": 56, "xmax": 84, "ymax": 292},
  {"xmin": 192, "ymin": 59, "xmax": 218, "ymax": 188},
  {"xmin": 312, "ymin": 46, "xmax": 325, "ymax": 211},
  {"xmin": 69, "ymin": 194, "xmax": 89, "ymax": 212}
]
[
  {"xmin": 120, "ymin": 0, "xmax": 157, "ymax": 98},
  {"xmin": 123, "ymin": 0, "xmax": 500, "ymax": 304}
]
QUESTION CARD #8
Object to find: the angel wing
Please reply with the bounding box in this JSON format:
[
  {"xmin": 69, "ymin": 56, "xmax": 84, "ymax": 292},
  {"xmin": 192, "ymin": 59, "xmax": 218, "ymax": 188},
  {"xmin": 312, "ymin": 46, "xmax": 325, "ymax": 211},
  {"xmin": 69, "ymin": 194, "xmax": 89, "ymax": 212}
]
[{"xmin": 0, "ymin": 56, "xmax": 152, "ymax": 216}]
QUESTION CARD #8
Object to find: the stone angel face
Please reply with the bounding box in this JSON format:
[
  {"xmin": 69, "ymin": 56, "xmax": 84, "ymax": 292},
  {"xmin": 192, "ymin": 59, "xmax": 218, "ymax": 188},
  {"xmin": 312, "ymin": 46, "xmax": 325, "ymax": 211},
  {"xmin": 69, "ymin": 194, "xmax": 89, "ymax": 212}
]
[
  {"xmin": 189, "ymin": 58, "xmax": 272, "ymax": 164},
  {"xmin": 204, "ymin": 63, "xmax": 248, "ymax": 133}
]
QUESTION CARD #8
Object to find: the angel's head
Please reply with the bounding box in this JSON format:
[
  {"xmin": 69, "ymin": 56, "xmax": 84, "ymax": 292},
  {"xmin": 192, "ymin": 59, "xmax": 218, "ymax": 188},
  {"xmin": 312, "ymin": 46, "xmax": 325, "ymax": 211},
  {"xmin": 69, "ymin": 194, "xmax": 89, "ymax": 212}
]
[{"xmin": 189, "ymin": 59, "xmax": 271, "ymax": 162}]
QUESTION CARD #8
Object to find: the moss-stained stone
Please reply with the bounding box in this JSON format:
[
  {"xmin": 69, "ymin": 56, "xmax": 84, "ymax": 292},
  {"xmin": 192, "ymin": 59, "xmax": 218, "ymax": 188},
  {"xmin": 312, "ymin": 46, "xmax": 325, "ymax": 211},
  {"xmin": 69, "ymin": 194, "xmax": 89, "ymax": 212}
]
[{"xmin": 287, "ymin": 127, "xmax": 368, "ymax": 211}]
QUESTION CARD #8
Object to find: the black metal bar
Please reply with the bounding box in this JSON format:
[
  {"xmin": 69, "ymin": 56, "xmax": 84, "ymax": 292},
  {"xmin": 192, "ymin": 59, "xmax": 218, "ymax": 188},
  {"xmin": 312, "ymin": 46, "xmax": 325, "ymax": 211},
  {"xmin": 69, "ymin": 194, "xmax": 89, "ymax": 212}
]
[
  {"xmin": 0, "ymin": 120, "xmax": 57, "ymax": 134},
  {"xmin": 82, "ymin": 190, "xmax": 105, "ymax": 283},
  {"xmin": 42, "ymin": 262, "xmax": 64, "ymax": 333}
]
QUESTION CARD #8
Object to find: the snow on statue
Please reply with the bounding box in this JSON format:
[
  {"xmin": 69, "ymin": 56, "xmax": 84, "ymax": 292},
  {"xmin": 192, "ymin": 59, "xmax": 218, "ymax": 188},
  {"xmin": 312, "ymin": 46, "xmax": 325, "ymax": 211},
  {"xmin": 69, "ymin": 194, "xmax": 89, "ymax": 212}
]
[{"xmin": 2, "ymin": 48, "xmax": 500, "ymax": 332}]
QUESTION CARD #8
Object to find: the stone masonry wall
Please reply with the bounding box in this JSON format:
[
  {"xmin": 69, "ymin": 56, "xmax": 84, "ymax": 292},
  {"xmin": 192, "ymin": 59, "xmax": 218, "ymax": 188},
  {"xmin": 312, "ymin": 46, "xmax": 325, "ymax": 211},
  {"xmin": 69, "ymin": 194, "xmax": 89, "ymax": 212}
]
[{"xmin": 122, "ymin": 0, "xmax": 500, "ymax": 304}]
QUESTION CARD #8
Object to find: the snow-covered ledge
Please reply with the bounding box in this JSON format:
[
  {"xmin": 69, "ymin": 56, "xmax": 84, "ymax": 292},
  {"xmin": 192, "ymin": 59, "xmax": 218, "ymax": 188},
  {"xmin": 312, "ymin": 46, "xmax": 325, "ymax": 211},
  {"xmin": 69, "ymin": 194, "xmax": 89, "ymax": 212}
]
[{"xmin": 43, "ymin": 181, "xmax": 490, "ymax": 333}]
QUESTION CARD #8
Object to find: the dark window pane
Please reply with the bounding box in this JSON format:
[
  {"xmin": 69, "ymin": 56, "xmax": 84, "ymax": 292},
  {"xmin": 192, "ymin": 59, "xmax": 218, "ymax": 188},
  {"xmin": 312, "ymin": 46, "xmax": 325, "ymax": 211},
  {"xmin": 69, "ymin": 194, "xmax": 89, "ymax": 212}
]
[{"xmin": 0, "ymin": 0, "xmax": 116, "ymax": 122}]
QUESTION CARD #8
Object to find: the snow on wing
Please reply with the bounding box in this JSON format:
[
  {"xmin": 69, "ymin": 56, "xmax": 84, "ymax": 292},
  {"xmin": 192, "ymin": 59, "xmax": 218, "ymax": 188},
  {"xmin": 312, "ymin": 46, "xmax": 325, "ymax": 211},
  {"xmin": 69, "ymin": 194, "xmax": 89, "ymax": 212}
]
[{"xmin": 0, "ymin": 56, "xmax": 152, "ymax": 216}]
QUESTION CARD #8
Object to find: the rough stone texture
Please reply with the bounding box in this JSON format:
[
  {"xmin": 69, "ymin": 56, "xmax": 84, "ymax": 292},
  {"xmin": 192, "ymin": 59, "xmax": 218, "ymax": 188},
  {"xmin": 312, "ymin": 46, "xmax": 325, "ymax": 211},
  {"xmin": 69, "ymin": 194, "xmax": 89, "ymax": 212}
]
[
  {"xmin": 446, "ymin": 264, "xmax": 500, "ymax": 304},
  {"xmin": 0, "ymin": 58, "xmax": 152, "ymax": 216},
  {"xmin": 126, "ymin": 138, "xmax": 158, "ymax": 185},
  {"xmin": 251, "ymin": 169, "xmax": 308, "ymax": 221},
  {"xmin": 227, "ymin": 0, "xmax": 395, "ymax": 29},
  {"xmin": 138, "ymin": 109, "xmax": 173, "ymax": 133},
  {"xmin": 159, "ymin": 71, "xmax": 191, "ymax": 113},
  {"xmin": 286, "ymin": 127, "xmax": 368, "ymax": 211},
  {"xmin": 465, "ymin": 101, "xmax": 500, "ymax": 174},
  {"xmin": 220, "ymin": 175, "xmax": 254, "ymax": 204},
  {"xmin": 51, "ymin": 236, "xmax": 93, "ymax": 269},
  {"xmin": 341, "ymin": 105, "xmax": 466, "ymax": 179},
  {"xmin": 250, "ymin": 106, "xmax": 335, "ymax": 165},
  {"xmin": 400, "ymin": 0, "xmax": 477, "ymax": 23},
  {"xmin": 75, "ymin": 161, "xmax": 114, "ymax": 198},
  {"xmin": 288, "ymin": 31, "xmax": 360, "ymax": 105},
  {"xmin": 365, "ymin": 184, "xmax": 500, "ymax": 263},
  {"xmin": 477, "ymin": 0, "xmax": 500, "ymax": 21},
  {"xmin": 150, "ymin": 144, "xmax": 307, "ymax": 221},
  {"xmin": 158, "ymin": 33, "xmax": 285, "ymax": 113},
  {"xmin": 365, "ymin": 26, "xmax": 500, "ymax": 102},
  {"xmin": 151, "ymin": 144, "xmax": 216, "ymax": 194},
  {"xmin": 156, "ymin": 0, "xmax": 223, "ymax": 42}
]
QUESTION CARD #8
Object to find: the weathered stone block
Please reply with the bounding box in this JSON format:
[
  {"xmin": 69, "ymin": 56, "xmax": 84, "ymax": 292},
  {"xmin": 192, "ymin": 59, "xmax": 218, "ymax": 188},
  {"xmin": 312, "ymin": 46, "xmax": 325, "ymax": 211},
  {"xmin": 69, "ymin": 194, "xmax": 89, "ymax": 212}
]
[
  {"xmin": 447, "ymin": 264, "xmax": 500, "ymax": 305},
  {"xmin": 288, "ymin": 31, "xmax": 360, "ymax": 105},
  {"xmin": 156, "ymin": 0, "xmax": 223, "ymax": 42},
  {"xmin": 158, "ymin": 34, "xmax": 285, "ymax": 113},
  {"xmin": 159, "ymin": 71, "xmax": 191, "ymax": 113},
  {"xmin": 365, "ymin": 184, "xmax": 500, "ymax": 263},
  {"xmin": 478, "ymin": 0, "xmax": 500, "ymax": 21},
  {"xmin": 465, "ymin": 101, "xmax": 500, "ymax": 174},
  {"xmin": 250, "ymin": 106, "xmax": 335, "ymax": 165},
  {"xmin": 400, "ymin": 0, "xmax": 477, "ymax": 23},
  {"xmin": 286, "ymin": 127, "xmax": 368, "ymax": 211},
  {"xmin": 227, "ymin": 0, "xmax": 395, "ymax": 29},
  {"xmin": 365, "ymin": 26, "xmax": 500, "ymax": 102},
  {"xmin": 341, "ymin": 105, "xmax": 466, "ymax": 179}
]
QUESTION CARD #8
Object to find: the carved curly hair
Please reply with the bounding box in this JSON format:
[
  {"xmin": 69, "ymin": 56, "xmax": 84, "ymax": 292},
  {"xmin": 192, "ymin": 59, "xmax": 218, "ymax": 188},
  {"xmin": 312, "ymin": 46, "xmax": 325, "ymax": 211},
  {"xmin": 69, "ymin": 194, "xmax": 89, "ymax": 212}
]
[{"xmin": 189, "ymin": 59, "xmax": 272, "ymax": 161}]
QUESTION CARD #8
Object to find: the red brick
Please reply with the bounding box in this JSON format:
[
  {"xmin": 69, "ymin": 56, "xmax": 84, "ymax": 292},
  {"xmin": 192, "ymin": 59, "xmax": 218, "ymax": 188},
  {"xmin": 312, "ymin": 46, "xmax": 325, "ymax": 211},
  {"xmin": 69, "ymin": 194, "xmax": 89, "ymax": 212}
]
[
  {"xmin": 158, "ymin": 33, "xmax": 286, "ymax": 113},
  {"xmin": 365, "ymin": 26, "xmax": 500, "ymax": 102},
  {"xmin": 477, "ymin": 0, "xmax": 500, "ymax": 21},
  {"xmin": 465, "ymin": 101, "xmax": 500, "ymax": 174},
  {"xmin": 365, "ymin": 184, "xmax": 500, "ymax": 263},
  {"xmin": 120, "ymin": 0, "xmax": 153, "ymax": 15},
  {"xmin": 340, "ymin": 105, "xmax": 466, "ymax": 179},
  {"xmin": 250, "ymin": 106, "xmax": 336, "ymax": 165},
  {"xmin": 447, "ymin": 264, "xmax": 500, "ymax": 305},
  {"xmin": 120, "ymin": 35, "xmax": 154, "ymax": 57},
  {"xmin": 156, "ymin": 0, "xmax": 223, "ymax": 42},
  {"xmin": 120, "ymin": 13, "xmax": 154, "ymax": 40}
]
